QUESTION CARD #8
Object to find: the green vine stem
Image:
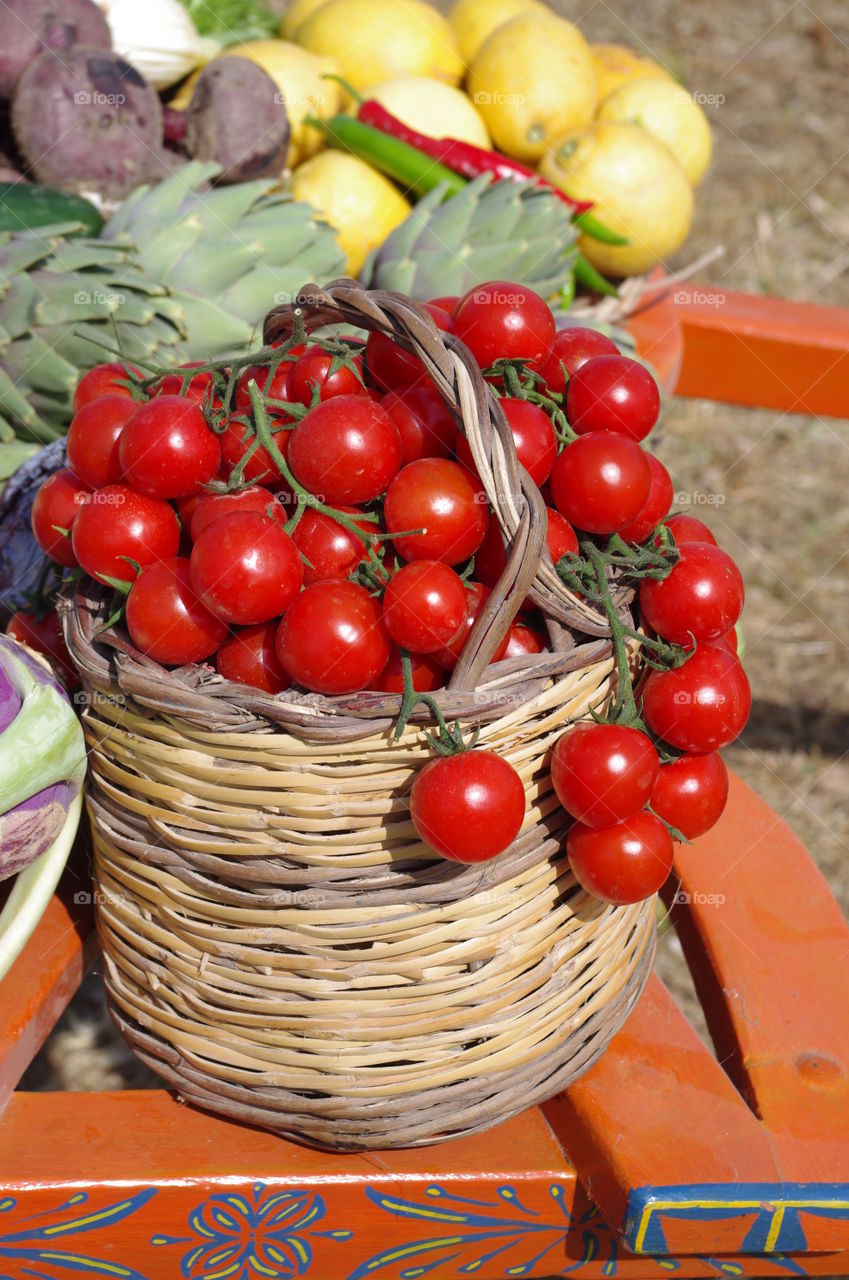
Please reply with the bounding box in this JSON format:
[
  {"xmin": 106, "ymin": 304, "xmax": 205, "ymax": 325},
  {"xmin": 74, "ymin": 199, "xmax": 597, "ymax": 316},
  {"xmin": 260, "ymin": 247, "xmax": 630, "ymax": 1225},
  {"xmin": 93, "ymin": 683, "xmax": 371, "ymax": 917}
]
[{"xmin": 393, "ymin": 651, "xmax": 480, "ymax": 753}]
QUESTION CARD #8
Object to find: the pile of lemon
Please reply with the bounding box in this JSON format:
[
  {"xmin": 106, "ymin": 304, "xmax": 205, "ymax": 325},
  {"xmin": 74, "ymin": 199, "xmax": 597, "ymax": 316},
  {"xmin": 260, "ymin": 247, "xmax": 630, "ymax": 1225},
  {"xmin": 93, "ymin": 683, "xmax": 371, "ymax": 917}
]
[{"xmin": 183, "ymin": 0, "xmax": 712, "ymax": 278}]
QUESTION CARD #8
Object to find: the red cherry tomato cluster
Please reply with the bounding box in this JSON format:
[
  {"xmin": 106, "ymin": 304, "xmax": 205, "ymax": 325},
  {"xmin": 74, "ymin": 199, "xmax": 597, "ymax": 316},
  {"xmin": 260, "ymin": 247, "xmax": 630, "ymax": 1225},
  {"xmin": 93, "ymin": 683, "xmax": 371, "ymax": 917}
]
[{"xmin": 28, "ymin": 281, "xmax": 748, "ymax": 888}]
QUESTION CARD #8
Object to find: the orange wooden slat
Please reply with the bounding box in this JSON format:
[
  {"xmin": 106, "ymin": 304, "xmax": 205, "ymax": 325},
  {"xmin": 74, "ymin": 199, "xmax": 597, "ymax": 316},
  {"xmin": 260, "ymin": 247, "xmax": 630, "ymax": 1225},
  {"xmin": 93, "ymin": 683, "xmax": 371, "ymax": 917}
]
[
  {"xmin": 670, "ymin": 286, "xmax": 849, "ymax": 416},
  {"xmin": 0, "ymin": 868, "xmax": 95, "ymax": 1111},
  {"xmin": 669, "ymin": 771, "xmax": 849, "ymax": 1183}
]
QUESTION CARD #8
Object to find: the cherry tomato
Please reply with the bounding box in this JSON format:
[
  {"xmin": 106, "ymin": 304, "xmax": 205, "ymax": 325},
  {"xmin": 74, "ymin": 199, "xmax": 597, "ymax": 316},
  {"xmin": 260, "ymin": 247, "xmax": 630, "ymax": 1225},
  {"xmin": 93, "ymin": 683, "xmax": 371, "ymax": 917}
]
[
  {"xmin": 152, "ymin": 363, "xmax": 218, "ymax": 408},
  {"xmin": 453, "ymin": 281, "xmax": 555, "ymax": 371},
  {"xmin": 126, "ymin": 557, "xmax": 228, "ymax": 665},
  {"xmin": 31, "ymin": 469, "xmax": 90, "ymax": 567},
  {"xmin": 118, "ymin": 396, "xmax": 221, "ymax": 500},
  {"xmin": 71, "ymin": 485, "xmax": 179, "ymax": 584},
  {"xmin": 651, "ymin": 752, "xmax": 729, "ymax": 839},
  {"xmin": 384, "ymin": 458, "xmax": 489, "ymax": 564},
  {"xmin": 381, "ymin": 386, "xmax": 456, "ymax": 464},
  {"xmin": 617, "ymin": 454, "xmax": 674, "ymax": 544},
  {"xmin": 288, "ymin": 344, "xmax": 364, "ymax": 406},
  {"xmin": 288, "ymin": 395, "xmax": 401, "ymax": 504},
  {"xmin": 714, "ymin": 628, "xmax": 739, "ymax": 655},
  {"xmin": 546, "ymin": 507, "xmax": 579, "ymax": 563},
  {"xmin": 424, "ymin": 302, "xmax": 454, "ymax": 333},
  {"xmin": 66, "ymin": 395, "xmax": 137, "ymax": 489},
  {"xmin": 456, "ymin": 398, "xmax": 557, "ymax": 487},
  {"xmin": 291, "ymin": 506, "xmax": 371, "ymax": 585},
  {"xmin": 640, "ymin": 543, "xmax": 744, "ymax": 645},
  {"xmin": 73, "ymin": 362, "xmax": 141, "ymax": 413},
  {"xmin": 566, "ymin": 355, "xmax": 661, "ymax": 442},
  {"xmin": 663, "ymin": 513, "xmax": 717, "ymax": 546},
  {"xmin": 190, "ymin": 512, "xmax": 302, "ymax": 625},
  {"xmin": 374, "ymin": 646, "xmax": 446, "ymax": 692},
  {"xmin": 433, "ymin": 580, "xmax": 508, "ymax": 669},
  {"xmin": 235, "ymin": 362, "xmax": 293, "ymax": 412},
  {"xmin": 6, "ymin": 609, "xmax": 77, "ymax": 688},
  {"xmin": 365, "ymin": 329, "xmax": 427, "ymax": 391},
  {"xmin": 219, "ymin": 417, "xmax": 293, "ymax": 491},
  {"xmin": 641, "ymin": 643, "xmax": 751, "ymax": 752},
  {"xmin": 539, "ymin": 327, "xmax": 619, "ymax": 395},
  {"xmin": 428, "ymin": 295, "xmax": 460, "ymax": 314},
  {"xmin": 189, "ymin": 487, "xmax": 283, "ymax": 541},
  {"xmin": 567, "ymin": 811, "xmax": 674, "ymax": 904},
  {"xmin": 215, "ymin": 621, "xmax": 288, "ymax": 694},
  {"xmin": 504, "ymin": 622, "xmax": 546, "ymax": 657},
  {"xmin": 382, "ymin": 560, "xmax": 467, "ymax": 653},
  {"xmin": 410, "ymin": 750, "xmax": 526, "ymax": 862},
  {"xmin": 551, "ymin": 723, "xmax": 659, "ymax": 827},
  {"xmin": 275, "ymin": 580, "xmax": 391, "ymax": 694},
  {"xmin": 550, "ymin": 432, "xmax": 652, "ymax": 534}
]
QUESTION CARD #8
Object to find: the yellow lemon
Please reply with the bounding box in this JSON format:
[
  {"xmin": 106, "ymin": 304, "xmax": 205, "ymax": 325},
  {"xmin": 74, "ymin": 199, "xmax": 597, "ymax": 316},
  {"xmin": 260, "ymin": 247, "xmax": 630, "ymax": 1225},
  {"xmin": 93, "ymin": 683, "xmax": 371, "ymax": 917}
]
[
  {"xmin": 280, "ymin": 0, "xmax": 330, "ymax": 40},
  {"xmin": 194, "ymin": 41, "xmax": 342, "ymax": 168},
  {"xmin": 448, "ymin": 0, "xmax": 545, "ymax": 68},
  {"xmin": 539, "ymin": 120, "xmax": 693, "ymax": 276},
  {"xmin": 291, "ymin": 151, "xmax": 411, "ymax": 275},
  {"xmin": 591, "ymin": 42, "xmax": 673, "ymax": 102},
  {"xmin": 367, "ymin": 76, "xmax": 490, "ymax": 147},
  {"xmin": 597, "ymin": 76, "xmax": 712, "ymax": 185},
  {"xmin": 468, "ymin": 12, "xmax": 597, "ymax": 163},
  {"xmin": 296, "ymin": 0, "xmax": 463, "ymax": 92}
]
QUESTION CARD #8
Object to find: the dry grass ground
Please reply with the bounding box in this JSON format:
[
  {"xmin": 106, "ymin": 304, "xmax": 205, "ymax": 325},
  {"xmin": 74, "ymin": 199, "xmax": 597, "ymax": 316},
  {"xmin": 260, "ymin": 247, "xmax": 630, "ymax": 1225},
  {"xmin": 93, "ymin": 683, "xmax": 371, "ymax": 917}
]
[{"xmin": 23, "ymin": 0, "xmax": 849, "ymax": 1106}]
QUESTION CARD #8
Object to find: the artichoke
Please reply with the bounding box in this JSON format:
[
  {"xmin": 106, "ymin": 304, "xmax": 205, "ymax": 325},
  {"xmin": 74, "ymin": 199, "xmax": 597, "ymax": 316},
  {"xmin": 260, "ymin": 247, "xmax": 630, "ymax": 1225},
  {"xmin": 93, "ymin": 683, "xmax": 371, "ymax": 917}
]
[{"xmin": 359, "ymin": 174, "xmax": 578, "ymax": 300}]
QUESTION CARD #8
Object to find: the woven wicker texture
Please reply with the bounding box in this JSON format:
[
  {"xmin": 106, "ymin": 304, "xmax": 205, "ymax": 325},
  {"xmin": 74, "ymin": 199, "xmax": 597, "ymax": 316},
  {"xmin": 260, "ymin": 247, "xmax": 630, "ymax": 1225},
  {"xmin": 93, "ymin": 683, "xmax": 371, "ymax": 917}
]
[{"xmin": 63, "ymin": 279, "xmax": 656, "ymax": 1150}]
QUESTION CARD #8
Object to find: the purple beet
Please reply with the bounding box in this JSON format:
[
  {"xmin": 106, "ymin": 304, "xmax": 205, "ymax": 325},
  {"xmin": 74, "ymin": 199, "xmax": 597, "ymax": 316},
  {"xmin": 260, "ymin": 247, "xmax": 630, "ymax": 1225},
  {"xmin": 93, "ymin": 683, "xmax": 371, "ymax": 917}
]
[{"xmin": 0, "ymin": 0, "xmax": 112, "ymax": 99}]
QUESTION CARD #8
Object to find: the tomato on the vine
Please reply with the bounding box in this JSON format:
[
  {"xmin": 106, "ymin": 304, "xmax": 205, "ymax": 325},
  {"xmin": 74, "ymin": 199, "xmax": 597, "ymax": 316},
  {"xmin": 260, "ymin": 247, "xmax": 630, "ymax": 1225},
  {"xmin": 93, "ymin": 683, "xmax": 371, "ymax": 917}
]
[
  {"xmin": 6, "ymin": 610, "xmax": 78, "ymax": 688},
  {"xmin": 219, "ymin": 417, "xmax": 292, "ymax": 491},
  {"xmin": 539, "ymin": 328, "xmax": 619, "ymax": 395},
  {"xmin": 365, "ymin": 329, "xmax": 427, "ymax": 391},
  {"xmin": 432, "ymin": 581, "xmax": 508, "ymax": 669},
  {"xmin": 566, "ymin": 355, "xmax": 661, "ymax": 441},
  {"xmin": 73, "ymin": 362, "xmax": 141, "ymax": 413},
  {"xmin": 384, "ymin": 458, "xmax": 489, "ymax": 564},
  {"xmin": 567, "ymin": 811, "xmax": 674, "ymax": 904},
  {"xmin": 651, "ymin": 751, "xmax": 729, "ymax": 839},
  {"xmin": 455, "ymin": 399, "xmax": 557, "ymax": 487},
  {"xmin": 71, "ymin": 485, "xmax": 180, "ymax": 584},
  {"xmin": 453, "ymin": 281, "xmax": 555, "ymax": 371},
  {"xmin": 374, "ymin": 646, "xmax": 445, "ymax": 692},
  {"xmin": 275, "ymin": 580, "xmax": 391, "ymax": 694},
  {"xmin": 641, "ymin": 643, "xmax": 751, "ymax": 752},
  {"xmin": 31, "ymin": 468, "xmax": 90, "ymax": 567},
  {"xmin": 640, "ymin": 542, "xmax": 744, "ymax": 644},
  {"xmin": 617, "ymin": 454, "xmax": 674, "ymax": 544},
  {"xmin": 190, "ymin": 512, "xmax": 303, "ymax": 625},
  {"xmin": 291, "ymin": 506, "xmax": 373, "ymax": 585},
  {"xmin": 66, "ymin": 395, "xmax": 138, "ymax": 489},
  {"xmin": 288, "ymin": 344, "xmax": 364, "ymax": 406},
  {"xmin": 381, "ymin": 386, "xmax": 456, "ymax": 464},
  {"xmin": 288, "ymin": 395, "xmax": 401, "ymax": 504},
  {"xmin": 152, "ymin": 363, "xmax": 218, "ymax": 407},
  {"xmin": 126, "ymin": 558, "xmax": 228, "ymax": 664},
  {"xmin": 410, "ymin": 750, "xmax": 526, "ymax": 862},
  {"xmin": 118, "ymin": 396, "xmax": 221, "ymax": 499},
  {"xmin": 235, "ymin": 362, "xmax": 293, "ymax": 411},
  {"xmin": 546, "ymin": 508, "xmax": 579, "ymax": 563},
  {"xmin": 663, "ymin": 513, "xmax": 716, "ymax": 546},
  {"xmin": 382, "ymin": 560, "xmax": 467, "ymax": 653},
  {"xmin": 189, "ymin": 487, "xmax": 284, "ymax": 541},
  {"xmin": 504, "ymin": 622, "xmax": 546, "ymax": 657},
  {"xmin": 550, "ymin": 432, "xmax": 652, "ymax": 534},
  {"xmin": 551, "ymin": 723, "xmax": 659, "ymax": 827},
  {"xmin": 215, "ymin": 621, "xmax": 289, "ymax": 694}
]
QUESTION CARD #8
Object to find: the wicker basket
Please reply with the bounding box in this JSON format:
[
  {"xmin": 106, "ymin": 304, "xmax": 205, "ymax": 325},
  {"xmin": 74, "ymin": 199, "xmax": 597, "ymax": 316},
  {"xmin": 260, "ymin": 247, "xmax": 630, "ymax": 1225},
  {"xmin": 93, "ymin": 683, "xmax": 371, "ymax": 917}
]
[{"xmin": 62, "ymin": 279, "xmax": 656, "ymax": 1151}]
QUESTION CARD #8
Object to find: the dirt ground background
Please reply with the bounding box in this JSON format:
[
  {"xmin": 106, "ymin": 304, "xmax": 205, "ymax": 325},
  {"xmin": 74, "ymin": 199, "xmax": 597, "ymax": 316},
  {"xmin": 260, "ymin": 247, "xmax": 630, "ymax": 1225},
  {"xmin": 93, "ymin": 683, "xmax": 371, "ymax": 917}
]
[{"xmin": 22, "ymin": 0, "xmax": 849, "ymax": 1113}]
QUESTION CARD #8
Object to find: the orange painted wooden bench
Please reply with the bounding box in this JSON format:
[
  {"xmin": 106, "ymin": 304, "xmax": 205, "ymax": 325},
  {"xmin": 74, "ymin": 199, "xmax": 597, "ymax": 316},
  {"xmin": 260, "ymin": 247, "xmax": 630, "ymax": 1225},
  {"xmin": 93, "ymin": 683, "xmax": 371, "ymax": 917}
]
[{"xmin": 2, "ymin": 284, "xmax": 849, "ymax": 1280}]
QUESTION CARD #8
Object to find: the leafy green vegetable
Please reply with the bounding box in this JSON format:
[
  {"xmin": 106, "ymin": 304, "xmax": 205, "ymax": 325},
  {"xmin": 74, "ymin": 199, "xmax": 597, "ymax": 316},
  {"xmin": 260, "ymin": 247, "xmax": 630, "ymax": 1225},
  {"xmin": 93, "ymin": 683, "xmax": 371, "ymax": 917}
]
[{"xmin": 176, "ymin": 0, "xmax": 278, "ymax": 43}]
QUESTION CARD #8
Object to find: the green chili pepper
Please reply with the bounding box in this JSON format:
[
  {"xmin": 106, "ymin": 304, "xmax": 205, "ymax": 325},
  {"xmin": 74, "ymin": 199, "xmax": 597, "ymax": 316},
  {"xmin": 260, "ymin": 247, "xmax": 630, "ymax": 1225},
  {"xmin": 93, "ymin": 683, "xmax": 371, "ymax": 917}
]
[
  {"xmin": 573, "ymin": 210, "xmax": 630, "ymax": 245},
  {"xmin": 305, "ymin": 114, "xmax": 467, "ymax": 199},
  {"xmin": 574, "ymin": 252, "xmax": 620, "ymax": 298}
]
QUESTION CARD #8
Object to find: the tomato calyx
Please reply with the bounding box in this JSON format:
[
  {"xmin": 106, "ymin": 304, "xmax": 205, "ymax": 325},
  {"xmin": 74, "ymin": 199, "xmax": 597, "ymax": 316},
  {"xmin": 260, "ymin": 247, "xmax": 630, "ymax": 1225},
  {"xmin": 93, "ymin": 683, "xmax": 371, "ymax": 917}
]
[
  {"xmin": 392, "ymin": 649, "xmax": 479, "ymax": 756},
  {"xmin": 482, "ymin": 357, "xmax": 575, "ymax": 447}
]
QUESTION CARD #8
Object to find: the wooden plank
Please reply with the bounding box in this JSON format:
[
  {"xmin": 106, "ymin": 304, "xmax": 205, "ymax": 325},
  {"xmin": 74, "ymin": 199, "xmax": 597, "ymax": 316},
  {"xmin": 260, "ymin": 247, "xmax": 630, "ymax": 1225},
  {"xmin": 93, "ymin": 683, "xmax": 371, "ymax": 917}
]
[
  {"xmin": 667, "ymin": 771, "xmax": 849, "ymax": 1190},
  {"xmin": 0, "ymin": 1091, "xmax": 846, "ymax": 1279},
  {"xmin": 0, "ymin": 857, "xmax": 95, "ymax": 1111},
  {"xmin": 669, "ymin": 285, "xmax": 849, "ymax": 417}
]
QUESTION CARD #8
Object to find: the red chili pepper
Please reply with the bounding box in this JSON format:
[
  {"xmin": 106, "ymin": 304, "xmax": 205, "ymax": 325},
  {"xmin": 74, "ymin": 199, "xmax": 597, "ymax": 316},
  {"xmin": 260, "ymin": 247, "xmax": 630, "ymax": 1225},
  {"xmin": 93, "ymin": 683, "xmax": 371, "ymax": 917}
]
[{"xmin": 357, "ymin": 99, "xmax": 594, "ymax": 215}]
